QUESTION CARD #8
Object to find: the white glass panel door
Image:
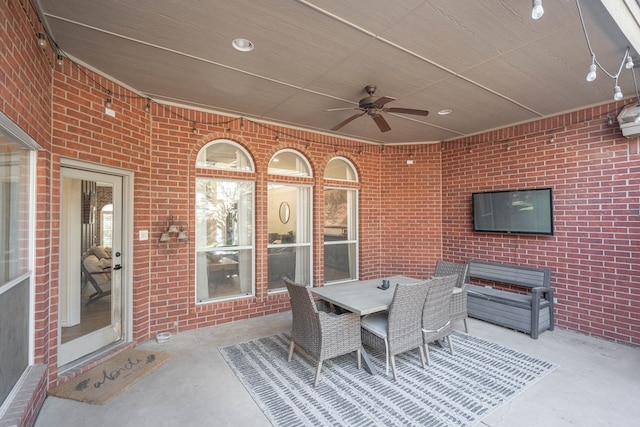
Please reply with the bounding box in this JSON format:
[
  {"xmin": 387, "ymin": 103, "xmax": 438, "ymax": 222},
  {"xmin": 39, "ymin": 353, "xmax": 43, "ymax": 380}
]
[{"xmin": 59, "ymin": 167, "xmax": 123, "ymax": 366}]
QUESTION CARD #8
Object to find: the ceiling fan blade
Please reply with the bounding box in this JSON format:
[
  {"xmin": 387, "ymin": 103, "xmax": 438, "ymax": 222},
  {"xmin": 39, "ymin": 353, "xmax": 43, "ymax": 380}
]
[
  {"xmin": 385, "ymin": 107, "xmax": 429, "ymax": 116},
  {"xmin": 331, "ymin": 112, "xmax": 366, "ymax": 131},
  {"xmin": 326, "ymin": 107, "xmax": 358, "ymax": 112},
  {"xmin": 372, "ymin": 114, "xmax": 391, "ymax": 132},
  {"xmin": 373, "ymin": 96, "xmax": 396, "ymax": 107}
]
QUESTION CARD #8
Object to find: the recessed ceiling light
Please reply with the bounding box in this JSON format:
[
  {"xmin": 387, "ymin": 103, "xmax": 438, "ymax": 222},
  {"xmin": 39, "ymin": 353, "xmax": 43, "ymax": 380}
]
[
  {"xmin": 232, "ymin": 38, "xmax": 254, "ymax": 52},
  {"xmin": 438, "ymin": 109, "xmax": 453, "ymax": 115}
]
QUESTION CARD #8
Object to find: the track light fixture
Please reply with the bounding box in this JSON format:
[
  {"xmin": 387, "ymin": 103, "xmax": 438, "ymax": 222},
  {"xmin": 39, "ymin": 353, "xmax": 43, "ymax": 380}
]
[
  {"xmin": 531, "ymin": 0, "xmax": 544, "ymax": 20},
  {"xmin": 37, "ymin": 33, "xmax": 46, "ymax": 49}
]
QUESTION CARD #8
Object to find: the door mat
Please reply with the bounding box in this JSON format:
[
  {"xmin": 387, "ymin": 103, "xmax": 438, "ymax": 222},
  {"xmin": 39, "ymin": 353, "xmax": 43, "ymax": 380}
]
[{"xmin": 48, "ymin": 349, "xmax": 172, "ymax": 404}]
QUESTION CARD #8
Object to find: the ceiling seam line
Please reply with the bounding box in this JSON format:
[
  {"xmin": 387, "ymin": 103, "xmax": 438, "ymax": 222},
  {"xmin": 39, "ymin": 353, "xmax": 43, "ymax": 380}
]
[
  {"xmin": 375, "ymin": 36, "xmax": 544, "ymax": 117},
  {"xmin": 292, "ymin": 1, "xmax": 543, "ymax": 117},
  {"xmin": 43, "ymin": 13, "xmax": 306, "ymax": 90}
]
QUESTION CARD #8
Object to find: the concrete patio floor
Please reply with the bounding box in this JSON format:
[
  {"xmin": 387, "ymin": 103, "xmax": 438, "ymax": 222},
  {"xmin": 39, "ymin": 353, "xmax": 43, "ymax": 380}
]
[{"xmin": 34, "ymin": 312, "xmax": 640, "ymax": 427}]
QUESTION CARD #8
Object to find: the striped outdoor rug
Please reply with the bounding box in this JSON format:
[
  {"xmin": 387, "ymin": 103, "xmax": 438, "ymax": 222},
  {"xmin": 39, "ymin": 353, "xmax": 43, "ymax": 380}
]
[{"xmin": 219, "ymin": 331, "xmax": 556, "ymax": 426}]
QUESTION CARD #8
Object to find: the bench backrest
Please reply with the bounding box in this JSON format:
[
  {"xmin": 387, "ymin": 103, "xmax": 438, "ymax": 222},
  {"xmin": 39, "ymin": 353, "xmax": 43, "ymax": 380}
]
[{"xmin": 466, "ymin": 260, "xmax": 550, "ymax": 289}]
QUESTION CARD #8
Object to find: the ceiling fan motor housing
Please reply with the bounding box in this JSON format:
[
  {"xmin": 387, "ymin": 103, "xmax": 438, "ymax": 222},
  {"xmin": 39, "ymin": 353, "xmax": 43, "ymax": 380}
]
[{"xmin": 359, "ymin": 96, "xmax": 381, "ymax": 110}]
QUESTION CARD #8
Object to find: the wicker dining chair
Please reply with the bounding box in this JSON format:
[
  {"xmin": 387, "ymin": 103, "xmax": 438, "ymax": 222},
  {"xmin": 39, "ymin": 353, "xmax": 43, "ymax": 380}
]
[
  {"xmin": 433, "ymin": 260, "xmax": 470, "ymax": 332},
  {"xmin": 360, "ymin": 280, "xmax": 430, "ymax": 381},
  {"xmin": 422, "ymin": 274, "xmax": 458, "ymax": 365},
  {"xmin": 284, "ymin": 277, "xmax": 361, "ymax": 386}
]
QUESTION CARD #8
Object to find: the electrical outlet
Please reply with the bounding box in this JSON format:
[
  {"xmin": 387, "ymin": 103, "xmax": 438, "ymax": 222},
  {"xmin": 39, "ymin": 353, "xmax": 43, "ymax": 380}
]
[
  {"xmin": 139, "ymin": 230, "xmax": 148, "ymax": 241},
  {"xmin": 173, "ymin": 321, "xmax": 179, "ymax": 328},
  {"xmin": 484, "ymin": 285, "xmax": 492, "ymax": 289}
]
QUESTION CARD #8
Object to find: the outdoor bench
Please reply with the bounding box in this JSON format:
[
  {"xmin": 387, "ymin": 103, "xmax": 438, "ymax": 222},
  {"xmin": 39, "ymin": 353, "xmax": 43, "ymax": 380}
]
[{"xmin": 465, "ymin": 259, "xmax": 554, "ymax": 339}]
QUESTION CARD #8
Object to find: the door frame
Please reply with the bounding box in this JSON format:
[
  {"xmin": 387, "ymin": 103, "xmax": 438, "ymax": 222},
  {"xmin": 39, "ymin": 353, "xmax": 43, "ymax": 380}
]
[{"xmin": 58, "ymin": 158, "xmax": 134, "ymax": 367}]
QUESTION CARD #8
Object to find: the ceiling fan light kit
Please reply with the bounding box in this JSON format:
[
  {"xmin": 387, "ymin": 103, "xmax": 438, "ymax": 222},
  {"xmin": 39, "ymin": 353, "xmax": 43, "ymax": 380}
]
[{"xmin": 329, "ymin": 84, "xmax": 429, "ymax": 133}]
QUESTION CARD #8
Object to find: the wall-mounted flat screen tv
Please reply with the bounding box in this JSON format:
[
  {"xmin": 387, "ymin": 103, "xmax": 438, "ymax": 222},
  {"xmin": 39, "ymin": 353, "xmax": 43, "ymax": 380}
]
[{"xmin": 472, "ymin": 188, "xmax": 553, "ymax": 235}]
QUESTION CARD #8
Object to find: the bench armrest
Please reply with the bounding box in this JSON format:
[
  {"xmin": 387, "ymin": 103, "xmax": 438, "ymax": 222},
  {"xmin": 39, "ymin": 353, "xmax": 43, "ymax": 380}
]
[{"xmin": 531, "ymin": 286, "xmax": 554, "ymax": 302}]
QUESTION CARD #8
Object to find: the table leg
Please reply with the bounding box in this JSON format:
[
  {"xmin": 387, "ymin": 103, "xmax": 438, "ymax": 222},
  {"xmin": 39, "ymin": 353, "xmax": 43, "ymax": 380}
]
[{"xmin": 360, "ymin": 346, "xmax": 377, "ymax": 375}]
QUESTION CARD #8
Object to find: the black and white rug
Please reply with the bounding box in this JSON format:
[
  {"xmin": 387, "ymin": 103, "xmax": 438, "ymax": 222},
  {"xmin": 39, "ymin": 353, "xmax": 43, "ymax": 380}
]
[{"xmin": 219, "ymin": 331, "xmax": 556, "ymax": 426}]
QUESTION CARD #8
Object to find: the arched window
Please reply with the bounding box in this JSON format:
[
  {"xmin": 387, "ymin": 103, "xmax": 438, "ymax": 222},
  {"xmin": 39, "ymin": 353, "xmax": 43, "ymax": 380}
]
[
  {"xmin": 196, "ymin": 140, "xmax": 253, "ymax": 171},
  {"xmin": 324, "ymin": 156, "xmax": 358, "ymax": 181},
  {"xmin": 195, "ymin": 140, "xmax": 255, "ymax": 303},
  {"xmin": 324, "ymin": 157, "xmax": 358, "ymax": 283},
  {"xmin": 267, "ymin": 150, "xmax": 313, "ymax": 291},
  {"xmin": 268, "ymin": 149, "xmax": 311, "ymax": 176}
]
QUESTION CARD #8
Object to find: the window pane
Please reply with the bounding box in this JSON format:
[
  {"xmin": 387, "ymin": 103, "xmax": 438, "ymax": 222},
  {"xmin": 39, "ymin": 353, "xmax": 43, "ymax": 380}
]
[
  {"xmin": 324, "ymin": 189, "xmax": 357, "ymax": 241},
  {"xmin": 100, "ymin": 204, "xmax": 113, "ymax": 248},
  {"xmin": 268, "ymin": 184, "xmax": 311, "ymax": 290},
  {"xmin": 324, "ymin": 188, "xmax": 357, "ymax": 284},
  {"xmin": 0, "ymin": 114, "xmax": 36, "ymax": 407},
  {"xmin": 196, "ymin": 140, "xmax": 253, "ymax": 171},
  {"xmin": 268, "ymin": 150, "xmax": 311, "ymax": 177},
  {"xmin": 196, "ymin": 179, "xmax": 254, "ymax": 248},
  {"xmin": 324, "ymin": 189, "xmax": 349, "ymax": 241},
  {"xmin": 324, "ymin": 157, "xmax": 357, "ymax": 181},
  {"xmin": 195, "ymin": 178, "xmax": 254, "ymax": 302},
  {"xmin": 196, "ymin": 249, "xmax": 253, "ymax": 302},
  {"xmin": 0, "ymin": 139, "xmax": 30, "ymax": 283},
  {"xmin": 324, "ymin": 242, "xmax": 356, "ymax": 282}
]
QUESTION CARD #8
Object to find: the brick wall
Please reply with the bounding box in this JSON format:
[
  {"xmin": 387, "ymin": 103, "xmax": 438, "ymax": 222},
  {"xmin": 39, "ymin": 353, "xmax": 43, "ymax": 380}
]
[
  {"xmin": 1, "ymin": 1, "xmax": 53, "ymax": 425},
  {"xmin": 441, "ymin": 107, "xmax": 640, "ymax": 344},
  {"xmin": 378, "ymin": 146, "xmax": 443, "ymax": 278}
]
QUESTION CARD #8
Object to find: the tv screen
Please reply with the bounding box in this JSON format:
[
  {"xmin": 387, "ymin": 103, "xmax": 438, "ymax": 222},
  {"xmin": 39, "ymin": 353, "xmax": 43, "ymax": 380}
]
[{"xmin": 472, "ymin": 188, "xmax": 553, "ymax": 235}]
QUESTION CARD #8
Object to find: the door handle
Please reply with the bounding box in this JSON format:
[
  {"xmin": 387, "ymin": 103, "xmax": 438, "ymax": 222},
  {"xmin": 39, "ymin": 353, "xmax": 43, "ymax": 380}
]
[{"xmin": 113, "ymin": 264, "xmax": 122, "ymax": 270}]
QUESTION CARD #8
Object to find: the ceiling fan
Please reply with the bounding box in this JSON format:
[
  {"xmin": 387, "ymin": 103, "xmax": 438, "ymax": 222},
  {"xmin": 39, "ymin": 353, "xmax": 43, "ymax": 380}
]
[{"xmin": 328, "ymin": 84, "xmax": 429, "ymax": 133}]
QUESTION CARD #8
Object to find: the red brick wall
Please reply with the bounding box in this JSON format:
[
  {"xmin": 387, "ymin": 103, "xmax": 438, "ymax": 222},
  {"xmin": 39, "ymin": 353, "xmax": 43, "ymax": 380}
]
[
  {"xmin": 378, "ymin": 145, "xmax": 443, "ymax": 278},
  {"xmin": 50, "ymin": 64, "xmax": 154, "ymax": 373},
  {"xmin": 441, "ymin": 107, "xmax": 640, "ymax": 344},
  {"xmin": 1, "ymin": 0, "xmax": 54, "ymax": 424}
]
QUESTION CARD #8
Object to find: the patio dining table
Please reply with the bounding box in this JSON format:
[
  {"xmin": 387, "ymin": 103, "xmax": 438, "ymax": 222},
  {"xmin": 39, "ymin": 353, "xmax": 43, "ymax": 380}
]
[{"xmin": 311, "ymin": 275, "xmax": 421, "ymax": 374}]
